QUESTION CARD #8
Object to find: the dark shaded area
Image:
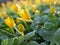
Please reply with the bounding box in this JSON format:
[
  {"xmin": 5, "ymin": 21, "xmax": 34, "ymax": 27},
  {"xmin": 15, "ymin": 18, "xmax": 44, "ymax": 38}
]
[
  {"xmin": 0, "ymin": 0, "xmax": 20, "ymax": 4},
  {"xmin": 0, "ymin": 0, "xmax": 13, "ymax": 6},
  {"xmin": 0, "ymin": 0, "xmax": 7, "ymax": 4},
  {"xmin": 0, "ymin": 0, "xmax": 13, "ymax": 4},
  {"xmin": 0, "ymin": 0, "xmax": 20, "ymax": 6}
]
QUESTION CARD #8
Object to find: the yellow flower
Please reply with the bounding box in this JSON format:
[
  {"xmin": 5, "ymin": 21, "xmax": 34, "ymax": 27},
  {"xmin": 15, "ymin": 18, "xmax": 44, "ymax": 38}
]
[
  {"xmin": 13, "ymin": 0, "xmax": 17, "ymax": 3},
  {"xmin": 32, "ymin": 4, "xmax": 37, "ymax": 12},
  {"xmin": 12, "ymin": 4, "xmax": 20, "ymax": 12},
  {"xmin": 1, "ymin": 3, "xmax": 6, "ymax": 8},
  {"xmin": 18, "ymin": 7, "xmax": 32, "ymax": 22},
  {"xmin": 5, "ymin": 17, "xmax": 16, "ymax": 28},
  {"xmin": 51, "ymin": 0, "xmax": 57, "ymax": 4},
  {"xmin": 35, "ymin": 0, "xmax": 42, "ymax": 5},
  {"xmin": 43, "ymin": 0, "xmax": 51, "ymax": 5},
  {"xmin": 22, "ymin": 1, "xmax": 29, "ymax": 6},
  {"xmin": 27, "ymin": 0, "xmax": 32, "ymax": 6},
  {"xmin": 7, "ymin": 1, "xmax": 12, "ymax": 7},
  {"xmin": 27, "ymin": 0, "xmax": 31, "ymax": 3},
  {"xmin": 18, "ymin": 24, "xmax": 25, "ymax": 32},
  {"xmin": 56, "ymin": 1, "xmax": 60, "ymax": 5},
  {"xmin": 1, "ymin": 12, "xmax": 7, "ymax": 18},
  {"xmin": 50, "ymin": 6, "xmax": 56, "ymax": 14}
]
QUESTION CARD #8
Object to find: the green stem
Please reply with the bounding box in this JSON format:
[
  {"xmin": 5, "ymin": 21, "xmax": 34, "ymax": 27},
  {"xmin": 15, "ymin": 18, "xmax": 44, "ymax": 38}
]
[
  {"xmin": 14, "ymin": 27, "xmax": 24, "ymax": 36},
  {"xmin": 24, "ymin": 21, "xmax": 29, "ymax": 30},
  {"xmin": 11, "ymin": 28, "xmax": 15, "ymax": 36},
  {"xmin": 0, "ymin": 29, "xmax": 15, "ymax": 36}
]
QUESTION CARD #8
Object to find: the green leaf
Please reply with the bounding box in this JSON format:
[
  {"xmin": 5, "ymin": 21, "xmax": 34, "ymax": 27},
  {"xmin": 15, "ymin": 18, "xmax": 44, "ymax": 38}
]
[
  {"xmin": 0, "ymin": 35, "xmax": 8, "ymax": 40},
  {"xmin": 51, "ymin": 28, "xmax": 60, "ymax": 45},
  {"xmin": 34, "ymin": 15, "xmax": 49, "ymax": 24},
  {"xmin": 37, "ymin": 28, "xmax": 56, "ymax": 41},
  {"xmin": 34, "ymin": 15, "xmax": 42, "ymax": 23},
  {"xmin": 20, "ymin": 41, "xmax": 39, "ymax": 45},
  {"xmin": 25, "ymin": 30, "xmax": 36, "ymax": 39},
  {"xmin": 1, "ymin": 36, "xmax": 25, "ymax": 45},
  {"xmin": 30, "ymin": 22, "xmax": 39, "ymax": 30},
  {"xmin": 50, "ymin": 42, "xmax": 60, "ymax": 45},
  {"xmin": 0, "ymin": 17, "xmax": 4, "ymax": 26},
  {"xmin": 40, "ymin": 42, "xmax": 49, "ymax": 45},
  {"xmin": 26, "ymin": 41, "xmax": 39, "ymax": 45},
  {"xmin": 44, "ymin": 22, "xmax": 54, "ymax": 29},
  {"xmin": 13, "ymin": 36, "xmax": 25, "ymax": 45},
  {"xmin": 43, "ymin": 9, "xmax": 50, "ymax": 13},
  {"xmin": 1, "ymin": 38, "xmax": 14, "ymax": 45}
]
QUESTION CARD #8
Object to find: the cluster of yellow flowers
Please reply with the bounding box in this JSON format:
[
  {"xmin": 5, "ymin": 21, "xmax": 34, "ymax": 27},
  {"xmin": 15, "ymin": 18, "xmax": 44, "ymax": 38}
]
[{"xmin": 0, "ymin": 0, "xmax": 59, "ymax": 36}]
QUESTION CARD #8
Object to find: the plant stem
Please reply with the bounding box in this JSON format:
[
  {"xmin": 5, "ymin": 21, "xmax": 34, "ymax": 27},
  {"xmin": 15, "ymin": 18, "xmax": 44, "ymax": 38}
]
[
  {"xmin": 0, "ymin": 29, "xmax": 15, "ymax": 36},
  {"xmin": 14, "ymin": 27, "xmax": 24, "ymax": 36},
  {"xmin": 11, "ymin": 28, "xmax": 15, "ymax": 36},
  {"xmin": 24, "ymin": 21, "xmax": 29, "ymax": 30}
]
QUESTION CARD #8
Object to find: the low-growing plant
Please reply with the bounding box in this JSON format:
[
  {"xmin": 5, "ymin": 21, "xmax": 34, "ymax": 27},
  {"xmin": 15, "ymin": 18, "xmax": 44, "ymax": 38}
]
[{"xmin": 0, "ymin": 0, "xmax": 60, "ymax": 45}]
